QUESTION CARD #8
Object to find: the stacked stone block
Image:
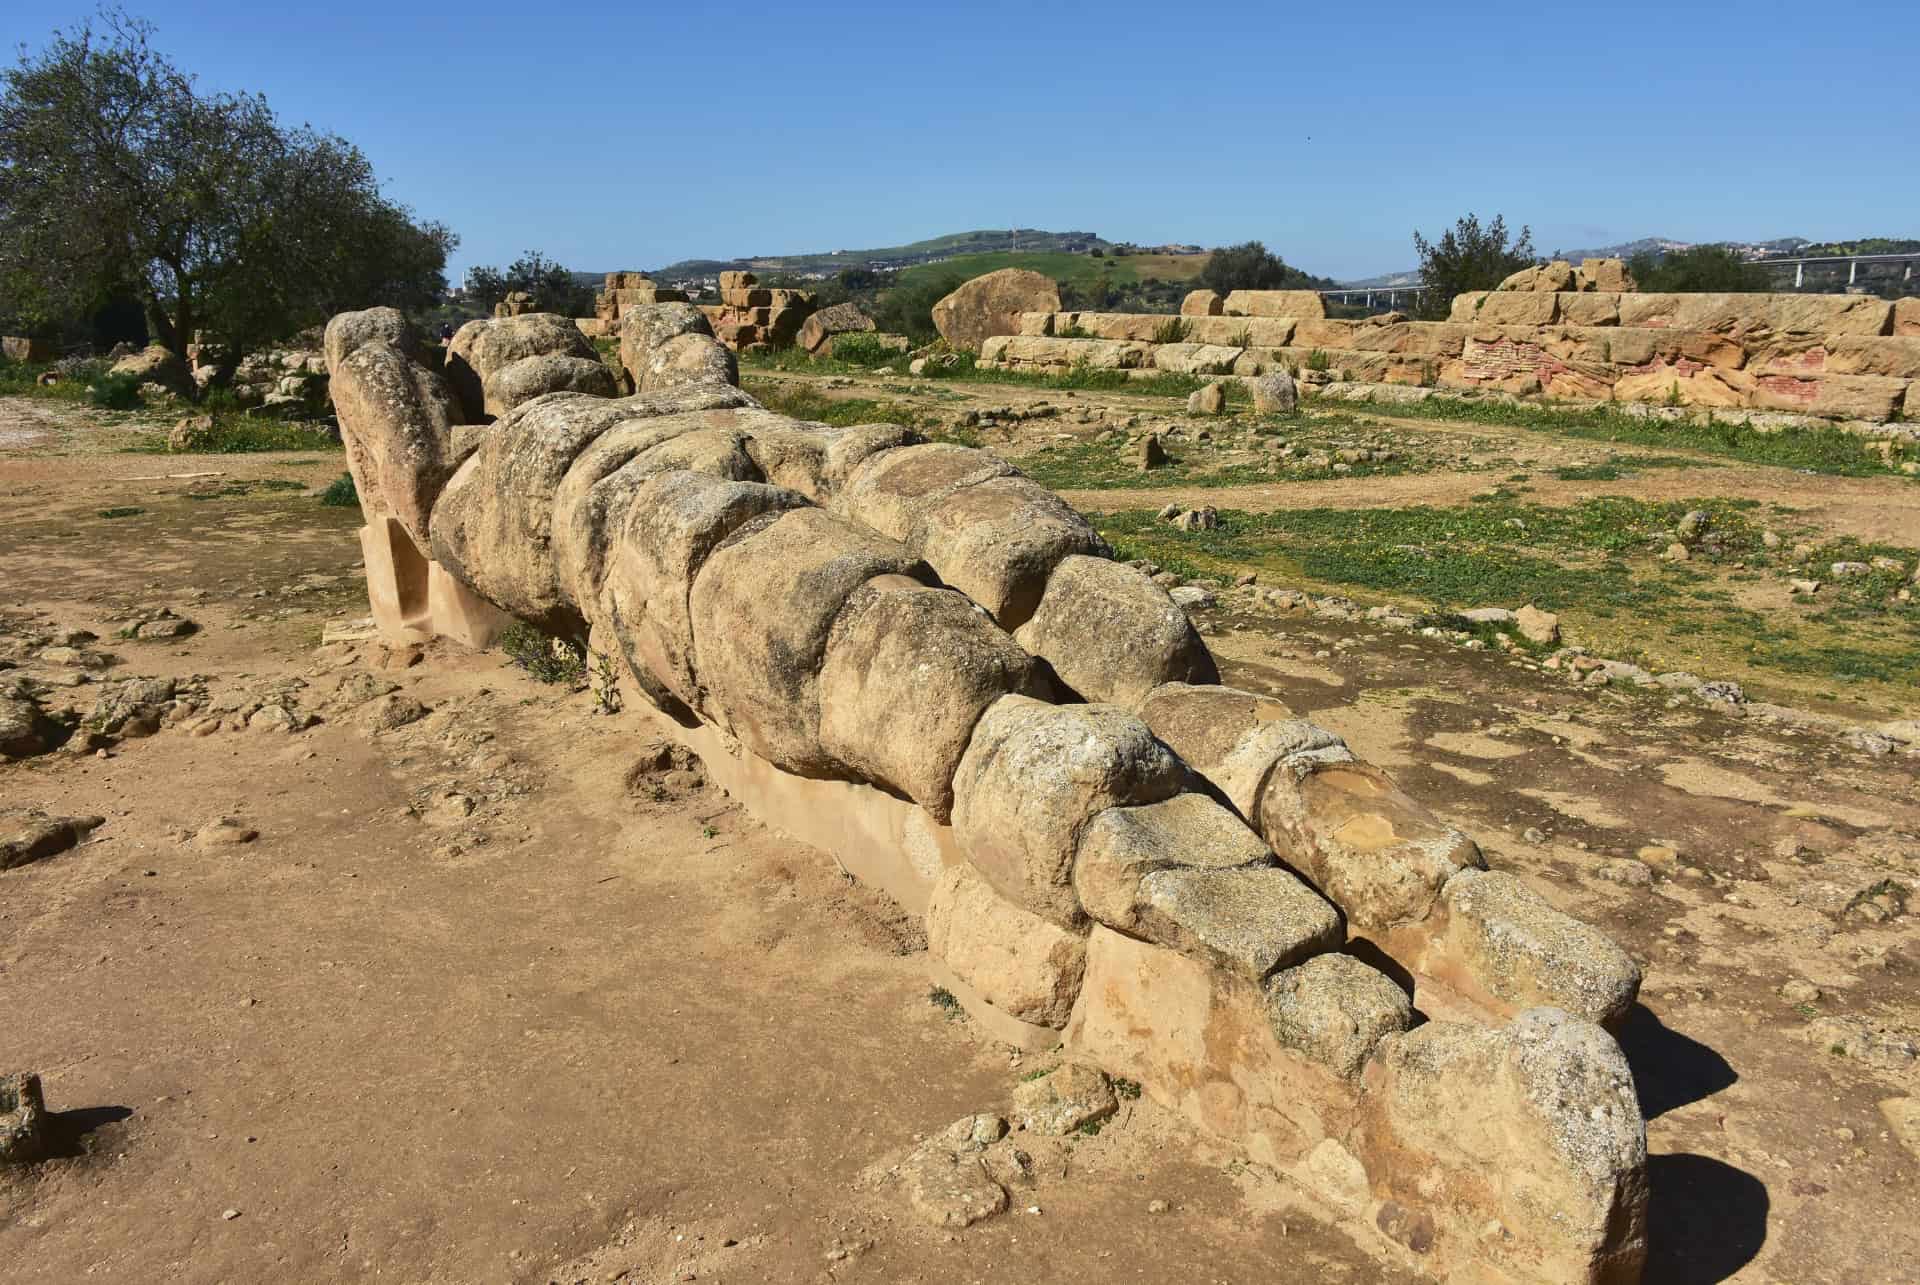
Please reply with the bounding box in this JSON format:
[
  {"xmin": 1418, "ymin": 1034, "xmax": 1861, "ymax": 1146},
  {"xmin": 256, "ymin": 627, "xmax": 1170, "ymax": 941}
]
[
  {"xmin": 982, "ymin": 289, "xmax": 1920, "ymax": 424},
  {"xmin": 324, "ymin": 304, "xmax": 1655, "ymax": 1283},
  {"xmin": 699, "ymin": 270, "xmax": 817, "ymax": 352}
]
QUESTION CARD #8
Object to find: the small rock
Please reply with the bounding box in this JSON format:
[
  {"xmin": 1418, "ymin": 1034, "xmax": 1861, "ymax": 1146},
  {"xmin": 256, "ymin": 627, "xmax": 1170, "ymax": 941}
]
[
  {"xmin": 1010, "ymin": 1064, "xmax": 1117, "ymax": 1136},
  {"xmin": 1136, "ymin": 434, "xmax": 1168, "ymax": 471},
  {"xmin": 1147, "ymin": 1199, "xmax": 1170, "ymax": 1215},
  {"xmin": 194, "ymin": 818, "xmax": 259, "ymax": 849},
  {"xmin": 1513, "ymin": 604, "xmax": 1560, "ymax": 645},
  {"xmin": 1778, "ymin": 979, "xmax": 1821, "ymax": 1004},
  {"xmin": 1662, "ymin": 542, "xmax": 1690, "ymax": 563},
  {"xmin": 1594, "ymin": 858, "xmax": 1654, "ymax": 888},
  {"xmin": 0, "ymin": 1072, "xmax": 49, "ymax": 1164}
]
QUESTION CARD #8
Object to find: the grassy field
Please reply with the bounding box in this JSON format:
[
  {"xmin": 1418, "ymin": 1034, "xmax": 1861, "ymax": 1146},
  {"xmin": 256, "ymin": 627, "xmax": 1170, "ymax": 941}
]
[{"xmin": 1094, "ymin": 492, "xmax": 1919, "ymax": 700}]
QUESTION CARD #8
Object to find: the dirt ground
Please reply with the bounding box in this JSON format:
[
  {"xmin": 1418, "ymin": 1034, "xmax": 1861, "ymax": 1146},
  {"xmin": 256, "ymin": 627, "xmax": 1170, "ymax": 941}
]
[{"xmin": 3, "ymin": 392, "xmax": 1917, "ymax": 1284}]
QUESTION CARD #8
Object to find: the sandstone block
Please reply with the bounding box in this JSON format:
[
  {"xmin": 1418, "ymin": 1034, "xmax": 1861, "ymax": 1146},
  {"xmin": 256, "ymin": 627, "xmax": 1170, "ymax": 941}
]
[
  {"xmin": 482, "ymin": 353, "xmax": 618, "ymax": 418},
  {"xmin": 1180, "ymin": 290, "xmax": 1225, "ymax": 316},
  {"xmin": 618, "ymin": 302, "xmax": 713, "ymax": 392},
  {"xmin": 1251, "ymin": 370, "xmax": 1298, "ymax": 414},
  {"xmin": 1358, "ymin": 1010, "xmax": 1648, "ymax": 1284},
  {"xmin": 950, "ymin": 695, "xmax": 1185, "ymax": 927},
  {"xmin": 820, "ymin": 424, "xmax": 926, "ymax": 496},
  {"xmin": 1152, "ymin": 343, "xmax": 1243, "ymax": 376},
  {"xmin": 323, "ymin": 306, "xmax": 418, "ymax": 370},
  {"xmin": 330, "ymin": 338, "xmax": 463, "ymax": 549},
  {"xmin": 1257, "ymin": 753, "xmax": 1483, "ymax": 932},
  {"xmin": 689, "ymin": 507, "xmax": 925, "ymax": 776},
  {"xmin": 1265, "ymin": 954, "xmax": 1412, "ymax": 1080},
  {"xmin": 1073, "ymin": 792, "xmax": 1275, "ymax": 933},
  {"xmin": 1427, "ymin": 869, "xmax": 1641, "ymax": 1026},
  {"xmin": 908, "ymin": 476, "xmax": 1106, "ymax": 628},
  {"xmin": 446, "ymin": 313, "xmax": 597, "ymax": 422},
  {"xmin": 1222, "ymin": 290, "xmax": 1327, "ymax": 319},
  {"xmin": 797, "ymin": 302, "xmax": 876, "ymax": 354},
  {"xmin": 831, "ymin": 442, "xmax": 1014, "ymax": 543},
  {"xmin": 926, "ymin": 863, "xmax": 1086, "ymax": 1028},
  {"xmin": 1013, "ymin": 555, "xmax": 1216, "ymax": 704},
  {"xmin": 642, "ymin": 333, "xmax": 738, "ymax": 393},
  {"xmin": 819, "ymin": 578, "xmax": 1047, "ymax": 820},
  {"xmin": 1474, "ymin": 292, "xmax": 1559, "ymax": 326},
  {"xmin": 1136, "ymin": 865, "xmax": 1341, "ymax": 980},
  {"xmin": 932, "ymin": 269, "xmax": 1063, "ymax": 350}
]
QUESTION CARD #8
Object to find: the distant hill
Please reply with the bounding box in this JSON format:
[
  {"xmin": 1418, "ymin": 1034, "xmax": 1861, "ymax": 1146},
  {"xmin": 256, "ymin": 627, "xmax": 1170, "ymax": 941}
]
[
  {"xmin": 1341, "ymin": 235, "xmax": 1831, "ymax": 287},
  {"xmin": 646, "ymin": 229, "xmax": 1118, "ymax": 284}
]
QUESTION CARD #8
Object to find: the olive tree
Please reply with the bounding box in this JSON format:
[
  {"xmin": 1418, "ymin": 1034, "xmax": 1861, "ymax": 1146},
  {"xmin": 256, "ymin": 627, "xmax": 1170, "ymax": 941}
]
[
  {"xmin": 0, "ymin": 9, "xmax": 453, "ymax": 383},
  {"xmin": 1410, "ymin": 214, "xmax": 1535, "ymax": 319}
]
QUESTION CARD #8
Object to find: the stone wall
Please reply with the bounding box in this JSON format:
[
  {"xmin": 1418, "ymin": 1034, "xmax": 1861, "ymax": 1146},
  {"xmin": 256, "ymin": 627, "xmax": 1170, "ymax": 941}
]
[
  {"xmin": 985, "ymin": 289, "xmax": 1920, "ymax": 424},
  {"xmin": 323, "ymin": 303, "xmax": 1654, "ymax": 1283}
]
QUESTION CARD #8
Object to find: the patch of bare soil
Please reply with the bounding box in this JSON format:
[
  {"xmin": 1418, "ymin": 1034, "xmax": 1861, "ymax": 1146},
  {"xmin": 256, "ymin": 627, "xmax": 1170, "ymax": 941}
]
[{"xmin": 3, "ymin": 394, "xmax": 1917, "ymax": 1284}]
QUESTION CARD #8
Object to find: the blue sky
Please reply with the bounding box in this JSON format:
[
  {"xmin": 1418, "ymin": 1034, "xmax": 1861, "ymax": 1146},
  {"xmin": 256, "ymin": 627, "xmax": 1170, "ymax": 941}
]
[{"xmin": 7, "ymin": 1, "xmax": 1914, "ymax": 282}]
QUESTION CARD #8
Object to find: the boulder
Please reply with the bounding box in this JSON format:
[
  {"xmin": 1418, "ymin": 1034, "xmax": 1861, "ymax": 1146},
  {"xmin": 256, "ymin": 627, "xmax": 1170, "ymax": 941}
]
[
  {"xmin": 820, "ymin": 424, "xmax": 926, "ymax": 497},
  {"xmin": 1013, "ymin": 555, "xmax": 1217, "ymax": 705},
  {"xmin": 1514, "ymin": 604, "xmax": 1560, "ymax": 645},
  {"xmin": 1264, "ymin": 953, "xmax": 1411, "ymax": 1080},
  {"xmin": 2, "ymin": 811, "xmax": 106, "ymax": 870},
  {"xmin": 167, "ymin": 415, "xmax": 216, "ymax": 452},
  {"xmin": 926, "ymin": 863, "xmax": 1086, "ymax": 1028},
  {"xmin": 797, "ymin": 302, "xmax": 877, "ymax": 354},
  {"xmin": 328, "ymin": 339, "xmax": 463, "ymax": 549},
  {"xmin": 950, "ymin": 695, "xmax": 1186, "ymax": 927},
  {"xmin": 689, "ymin": 507, "xmax": 926, "ymax": 776},
  {"xmin": 482, "ymin": 353, "xmax": 618, "ymax": 418},
  {"xmin": 1251, "ymin": 370, "xmax": 1298, "ymax": 414},
  {"xmin": 1136, "ymin": 433, "xmax": 1168, "ymax": 469},
  {"xmin": 1010, "ymin": 1063, "xmax": 1116, "ymax": 1135},
  {"xmin": 109, "ymin": 345, "xmax": 190, "ymax": 395},
  {"xmin": 1134, "ymin": 683, "xmax": 1301, "ymax": 814},
  {"xmin": 1576, "ymin": 258, "xmax": 1636, "ymax": 292},
  {"xmin": 599, "ymin": 470, "xmax": 808, "ymax": 718},
  {"xmin": 445, "ymin": 314, "xmax": 597, "ymax": 422},
  {"xmin": 1186, "ymin": 382, "xmax": 1226, "ymax": 415},
  {"xmin": 931, "ymin": 269, "xmax": 1063, "ymax": 350},
  {"xmin": 818, "ymin": 577, "xmax": 1048, "ymax": 819},
  {"xmin": 1180, "ymin": 290, "xmax": 1225, "ymax": 317},
  {"xmin": 832, "ymin": 442, "xmax": 1015, "ymax": 543}
]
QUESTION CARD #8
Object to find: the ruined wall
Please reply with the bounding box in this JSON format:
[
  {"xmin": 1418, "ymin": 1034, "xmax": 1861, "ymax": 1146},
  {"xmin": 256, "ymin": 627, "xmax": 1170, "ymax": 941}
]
[
  {"xmin": 697, "ymin": 270, "xmax": 817, "ymax": 352},
  {"xmin": 325, "ymin": 302, "xmax": 1654, "ymax": 1284},
  {"xmin": 986, "ymin": 289, "xmax": 1920, "ymax": 424}
]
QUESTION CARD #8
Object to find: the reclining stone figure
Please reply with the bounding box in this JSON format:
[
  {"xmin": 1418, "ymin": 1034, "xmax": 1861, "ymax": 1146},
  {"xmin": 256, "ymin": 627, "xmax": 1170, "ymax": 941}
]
[{"xmin": 325, "ymin": 304, "xmax": 1650, "ymax": 1284}]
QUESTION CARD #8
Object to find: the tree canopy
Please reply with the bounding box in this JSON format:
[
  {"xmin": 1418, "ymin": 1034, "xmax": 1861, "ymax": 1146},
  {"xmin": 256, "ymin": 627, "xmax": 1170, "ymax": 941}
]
[
  {"xmin": 463, "ymin": 251, "xmax": 592, "ymax": 317},
  {"xmin": 1626, "ymin": 245, "xmax": 1771, "ymax": 293},
  {"xmin": 1411, "ymin": 214, "xmax": 1535, "ymax": 319},
  {"xmin": 0, "ymin": 10, "xmax": 453, "ymax": 376},
  {"xmin": 1200, "ymin": 241, "xmax": 1304, "ymax": 294}
]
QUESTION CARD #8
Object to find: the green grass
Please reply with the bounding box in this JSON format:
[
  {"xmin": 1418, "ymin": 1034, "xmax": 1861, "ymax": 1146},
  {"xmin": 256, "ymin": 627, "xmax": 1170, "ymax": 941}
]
[
  {"xmin": 1552, "ymin": 454, "xmax": 1709, "ymax": 481},
  {"xmin": 1017, "ymin": 430, "xmax": 1424, "ymax": 492},
  {"xmin": 743, "ymin": 379, "xmax": 939, "ymax": 430},
  {"xmin": 182, "ymin": 479, "xmax": 308, "ymax": 501},
  {"xmin": 890, "ymin": 250, "xmax": 1144, "ymax": 296},
  {"xmin": 1353, "ymin": 394, "xmax": 1916, "ymax": 479},
  {"xmin": 121, "ymin": 415, "xmax": 343, "ymax": 454},
  {"xmin": 1090, "ymin": 495, "xmax": 1919, "ymax": 691}
]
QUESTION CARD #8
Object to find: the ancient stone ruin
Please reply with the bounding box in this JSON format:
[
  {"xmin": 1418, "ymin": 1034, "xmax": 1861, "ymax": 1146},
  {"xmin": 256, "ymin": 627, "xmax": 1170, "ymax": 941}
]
[
  {"xmin": 984, "ymin": 268, "xmax": 1920, "ymax": 425},
  {"xmin": 325, "ymin": 299, "xmax": 1651, "ymax": 1283},
  {"xmin": 700, "ymin": 270, "xmax": 817, "ymax": 352},
  {"xmin": 579, "ymin": 271, "xmax": 688, "ymax": 338}
]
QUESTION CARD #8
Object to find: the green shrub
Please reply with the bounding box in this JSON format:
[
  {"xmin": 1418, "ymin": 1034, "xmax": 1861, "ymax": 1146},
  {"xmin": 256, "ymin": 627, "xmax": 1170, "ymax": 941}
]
[
  {"xmin": 87, "ymin": 370, "xmax": 143, "ymax": 409},
  {"xmin": 499, "ymin": 621, "xmax": 586, "ymax": 686},
  {"xmin": 1305, "ymin": 349, "xmax": 1330, "ymax": 372},
  {"xmin": 319, "ymin": 472, "xmax": 359, "ymax": 507},
  {"xmin": 1151, "ymin": 317, "xmax": 1191, "ymax": 344}
]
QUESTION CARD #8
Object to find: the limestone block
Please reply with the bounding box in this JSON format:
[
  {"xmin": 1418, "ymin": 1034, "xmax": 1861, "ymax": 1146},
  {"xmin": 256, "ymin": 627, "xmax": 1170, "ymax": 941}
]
[
  {"xmin": 820, "ymin": 424, "xmax": 926, "ymax": 497},
  {"xmin": 1181, "ymin": 290, "xmax": 1225, "ymax": 316},
  {"xmin": 323, "ymin": 306, "xmax": 419, "ymax": 371},
  {"xmin": 1223, "ymin": 290, "xmax": 1327, "ymax": 319},
  {"xmin": 926, "ymin": 863, "xmax": 1086, "ymax": 1029},
  {"xmin": 1357, "ymin": 1010, "xmax": 1648, "ymax": 1283},
  {"xmin": 1474, "ymin": 293, "xmax": 1559, "ymax": 326},
  {"xmin": 1556, "ymin": 292, "xmax": 1621, "ymax": 327},
  {"xmin": 1151, "ymin": 343, "xmax": 1243, "ymax": 375},
  {"xmin": 1264, "ymin": 953, "xmax": 1412, "ymax": 1080},
  {"xmin": 818, "ymin": 577, "xmax": 1047, "ymax": 820},
  {"xmin": 950, "ymin": 695, "xmax": 1185, "ymax": 927},
  {"xmin": 907, "ymin": 476, "xmax": 1106, "ymax": 628},
  {"xmin": 831, "ymin": 442, "xmax": 1014, "ymax": 543},
  {"xmin": 1448, "ymin": 291, "xmax": 1490, "ymax": 323},
  {"xmin": 1014, "ymin": 556, "xmax": 1216, "ymax": 705},
  {"xmin": 689, "ymin": 507, "xmax": 926, "ymax": 776},
  {"xmin": 1072, "ymin": 792, "xmax": 1275, "ymax": 933},
  {"xmin": 619, "ymin": 302, "xmax": 712, "ymax": 392},
  {"xmin": 798, "ymin": 302, "xmax": 875, "ymax": 354},
  {"xmin": 984, "ymin": 336, "xmax": 1150, "ymax": 370},
  {"xmin": 1257, "ymin": 754, "xmax": 1483, "ymax": 933}
]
